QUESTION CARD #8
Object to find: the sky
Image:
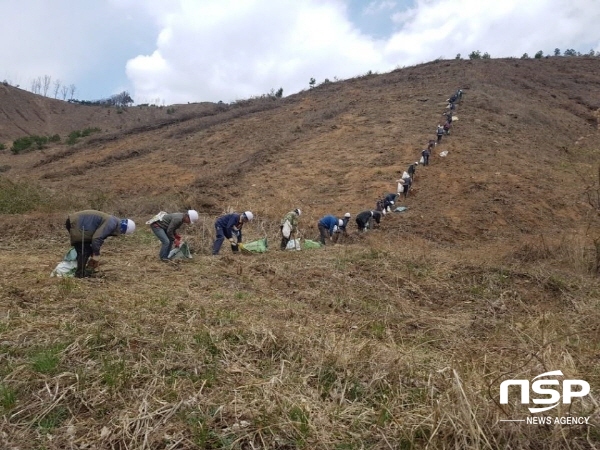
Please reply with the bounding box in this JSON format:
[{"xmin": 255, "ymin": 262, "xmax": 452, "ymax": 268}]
[{"xmin": 2, "ymin": 0, "xmax": 599, "ymax": 105}]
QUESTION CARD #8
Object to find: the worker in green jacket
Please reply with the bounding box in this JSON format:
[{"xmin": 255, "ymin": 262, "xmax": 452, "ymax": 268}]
[
  {"xmin": 147, "ymin": 210, "xmax": 199, "ymax": 261},
  {"xmin": 280, "ymin": 208, "xmax": 301, "ymax": 250},
  {"xmin": 66, "ymin": 210, "xmax": 136, "ymax": 278}
]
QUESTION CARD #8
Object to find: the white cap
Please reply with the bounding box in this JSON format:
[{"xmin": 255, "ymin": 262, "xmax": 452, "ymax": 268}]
[
  {"xmin": 295, "ymin": 208, "xmax": 302, "ymax": 216},
  {"xmin": 187, "ymin": 210, "xmax": 199, "ymax": 223},
  {"xmin": 338, "ymin": 219, "xmax": 344, "ymax": 226},
  {"xmin": 120, "ymin": 219, "xmax": 136, "ymax": 235},
  {"xmin": 344, "ymin": 212, "xmax": 351, "ymax": 218},
  {"xmin": 243, "ymin": 211, "xmax": 254, "ymax": 221}
]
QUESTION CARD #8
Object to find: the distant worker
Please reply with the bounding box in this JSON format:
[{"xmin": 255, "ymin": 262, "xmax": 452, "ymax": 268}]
[
  {"xmin": 147, "ymin": 210, "xmax": 198, "ymax": 261},
  {"xmin": 428, "ymin": 139, "xmax": 436, "ymax": 151},
  {"xmin": 280, "ymin": 208, "xmax": 301, "ymax": 250},
  {"xmin": 66, "ymin": 209, "xmax": 135, "ymax": 278},
  {"xmin": 375, "ymin": 198, "xmax": 386, "ymax": 215},
  {"xmin": 436, "ymin": 124, "xmax": 444, "ymax": 143},
  {"xmin": 341, "ymin": 212, "xmax": 351, "ymax": 231},
  {"xmin": 443, "ymin": 121, "xmax": 451, "ymax": 135},
  {"xmin": 383, "ymin": 192, "xmax": 399, "ymax": 212},
  {"xmin": 212, "ymin": 211, "xmax": 254, "ymax": 255},
  {"xmin": 397, "ymin": 178, "xmax": 405, "ymax": 196},
  {"xmin": 317, "ymin": 215, "xmax": 343, "ymax": 245},
  {"xmin": 408, "ymin": 162, "xmax": 418, "ymax": 180},
  {"xmin": 356, "ymin": 210, "xmax": 382, "ymax": 232},
  {"xmin": 421, "ymin": 148, "xmax": 430, "ymax": 166},
  {"xmin": 400, "ymin": 177, "xmax": 412, "ymax": 198}
]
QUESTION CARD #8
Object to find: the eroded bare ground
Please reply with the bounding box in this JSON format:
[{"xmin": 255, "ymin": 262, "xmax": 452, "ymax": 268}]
[{"xmin": 0, "ymin": 57, "xmax": 599, "ymax": 449}]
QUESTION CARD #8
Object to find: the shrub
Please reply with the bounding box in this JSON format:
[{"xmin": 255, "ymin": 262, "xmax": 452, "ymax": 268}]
[
  {"xmin": 67, "ymin": 127, "xmax": 100, "ymax": 144},
  {"xmin": 66, "ymin": 131, "xmax": 81, "ymax": 145},
  {"xmin": 0, "ymin": 143, "xmax": 5, "ymax": 151},
  {"xmin": 11, "ymin": 136, "xmax": 46, "ymax": 154},
  {"xmin": 468, "ymin": 50, "xmax": 481, "ymax": 60},
  {"xmin": 11, "ymin": 137, "xmax": 33, "ymax": 154},
  {"xmin": 535, "ymin": 50, "xmax": 543, "ymax": 59},
  {"xmin": 49, "ymin": 134, "xmax": 61, "ymax": 142}
]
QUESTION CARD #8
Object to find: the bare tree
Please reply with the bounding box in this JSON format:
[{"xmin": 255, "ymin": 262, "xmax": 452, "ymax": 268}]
[
  {"xmin": 69, "ymin": 84, "xmax": 76, "ymax": 100},
  {"xmin": 31, "ymin": 76, "xmax": 42, "ymax": 94},
  {"xmin": 53, "ymin": 79, "xmax": 61, "ymax": 99},
  {"xmin": 42, "ymin": 75, "xmax": 51, "ymax": 96},
  {"xmin": 61, "ymin": 85, "xmax": 69, "ymax": 101}
]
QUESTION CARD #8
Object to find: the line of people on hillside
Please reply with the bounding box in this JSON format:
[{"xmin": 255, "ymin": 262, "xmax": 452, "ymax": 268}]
[{"xmin": 64, "ymin": 88, "xmax": 464, "ymax": 276}]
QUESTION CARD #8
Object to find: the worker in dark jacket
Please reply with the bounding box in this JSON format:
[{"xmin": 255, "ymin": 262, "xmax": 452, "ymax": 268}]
[
  {"xmin": 66, "ymin": 210, "xmax": 136, "ymax": 278},
  {"xmin": 443, "ymin": 120, "xmax": 451, "ymax": 135},
  {"xmin": 402, "ymin": 177, "xmax": 412, "ymax": 198},
  {"xmin": 408, "ymin": 162, "xmax": 418, "ymax": 179},
  {"xmin": 356, "ymin": 210, "xmax": 382, "ymax": 231},
  {"xmin": 148, "ymin": 210, "xmax": 199, "ymax": 261},
  {"xmin": 212, "ymin": 211, "xmax": 254, "ymax": 255},
  {"xmin": 383, "ymin": 193, "xmax": 398, "ymax": 212},
  {"xmin": 341, "ymin": 212, "xmax": 351, "ymax": 231},
  {"xmin": 317, "ymin": 215, "xmax": 342, "ymax": 245},
  {"xmin": 421, "ymin": 148, "xmax": 430, "ymax": 166}
]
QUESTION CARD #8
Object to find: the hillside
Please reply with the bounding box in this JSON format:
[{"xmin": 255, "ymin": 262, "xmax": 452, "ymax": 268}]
[{"xmin": 0, "ymin": 57, "xmax": 599, "ymax": 449}]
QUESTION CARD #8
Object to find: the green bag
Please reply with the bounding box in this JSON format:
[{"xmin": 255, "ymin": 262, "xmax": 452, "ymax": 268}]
[
  {"xmin": 302, "ymin": 239, "xmax": 322, "ymax": 249},
  {"xmin": 240, "ymin": 238, "xmax": 268, "ymax": 253},
  {"xmin": 168, "ymin": 242, "xmax": 192, "ymax": 259},
  {"xmin": 50, "ymin": 247, "xmax": 78, "ymax": 277}
]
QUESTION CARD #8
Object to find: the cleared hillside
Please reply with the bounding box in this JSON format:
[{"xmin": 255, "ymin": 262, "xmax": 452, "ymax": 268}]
[{"xmin": 0, "ymin": 57, "xmax": 599, "ymax": 449}]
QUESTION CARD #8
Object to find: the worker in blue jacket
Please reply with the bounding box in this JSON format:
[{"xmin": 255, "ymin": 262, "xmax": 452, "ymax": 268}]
[
  {"xmin": 317, "ymin": 215, "xmax": 343, "ymax": 245},
  {"xmin": 212, "ymin": 211, "xmax": 254, "ymax": 255}
]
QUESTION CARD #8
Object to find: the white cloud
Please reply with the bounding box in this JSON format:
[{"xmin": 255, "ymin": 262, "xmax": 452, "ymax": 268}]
[
  {"xmin": 386, "ymin": 0, "xmax": 600, "ymax": 61},
  {"xmin": 126, "ymin": 0, "xmax": 600, "ymax": 104},
  {"xmin": 1, "ymin": 0, "xmax": 599, "ymax": 103},
  {"xmin": 126, "ymin": 0, "xmax": 384, "ymax": 104}
]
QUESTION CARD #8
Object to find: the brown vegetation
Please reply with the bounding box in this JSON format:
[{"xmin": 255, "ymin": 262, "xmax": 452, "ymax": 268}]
[{"xmin": 0, "ymin": 57, "xmax": 599, "ymax": 449}]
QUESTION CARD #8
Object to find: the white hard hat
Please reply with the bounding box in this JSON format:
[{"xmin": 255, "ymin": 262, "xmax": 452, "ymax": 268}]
[
  {"xmin": 295, "ymin": 208, "xmax": 302, "ymax": 216},
  {"xmin": 187, "ymin": 210, "xmax": 199, "ymax": 223},
  {"xmin": 243, "ymin": 211, "xmax": 254, "ymax": 221},
  {"xmin": 344, "ymin": 212, "xmax": 351, "ymax": 218},
  {"xmin": 338, "ymin": 219, "xmax": 344, "ymax": 226},
  {"xmin": 120, "ymin": 219, "xmax": 136, "ymax": 235}
]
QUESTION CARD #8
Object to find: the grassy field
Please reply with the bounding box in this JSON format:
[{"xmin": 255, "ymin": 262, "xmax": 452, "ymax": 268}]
[
  {"xmin": 0, "ymin": 213, "xmax": 599, "ymax": 449},
  {"xmin": 1, "ymin": 57, "xmax": 599, "ymax": 449}
]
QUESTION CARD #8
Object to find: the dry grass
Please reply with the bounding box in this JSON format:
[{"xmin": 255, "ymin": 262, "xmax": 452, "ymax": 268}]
[
  {"xmin": 0, "ymin": 222, "xmax": 599, "ymax": 449},
  {"xmin": 1, "ymin": 57, "xmax": 600, "ymax": 449}
]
